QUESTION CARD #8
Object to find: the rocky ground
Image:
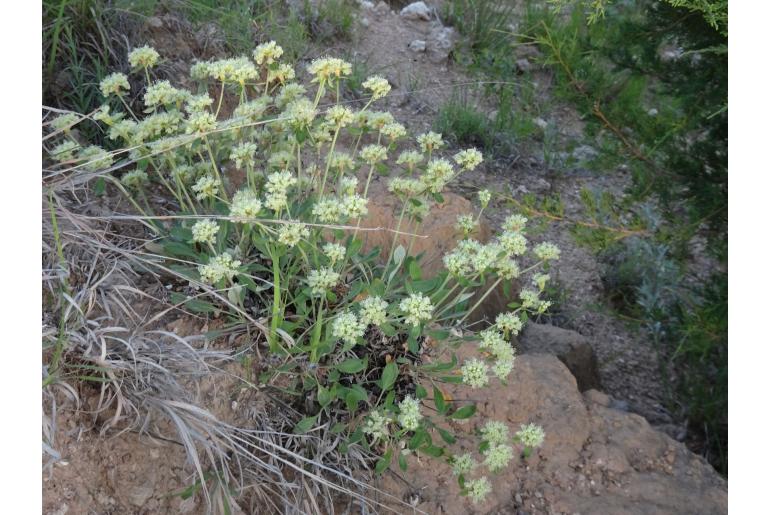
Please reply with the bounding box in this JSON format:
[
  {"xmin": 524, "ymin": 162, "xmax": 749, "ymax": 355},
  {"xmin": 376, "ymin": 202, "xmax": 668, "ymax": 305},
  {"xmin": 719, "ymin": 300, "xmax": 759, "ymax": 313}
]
[{"xmin": 42, "ymin": 2, "xmax": 725, "ymax": 513}]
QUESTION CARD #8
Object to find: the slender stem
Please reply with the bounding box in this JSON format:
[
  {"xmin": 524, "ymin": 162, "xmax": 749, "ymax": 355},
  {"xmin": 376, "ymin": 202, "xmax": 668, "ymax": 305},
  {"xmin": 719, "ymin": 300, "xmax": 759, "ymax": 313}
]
[
  {"xmin": 118, "ymin": 95, "xmax": 139, "ymax": 122},
  {"xmin": 215, "ymin": 80, "xmax": 225, "ymax": 118},
  {"xmin": 204, "ymin": 136, "xmax": 228, "ymax": 201},
  {"xmin": 269, "ymin": 248, "xmax": 283, "ymax": 353},
  {"xmin": 319, "ymin": 127, "xmax": 340, "ymax": 197},
  {"xmin": 458, "ymin": 277, "xmax": 503, "ymax": 324},
  {"xmin": 381, "ymin": 200, "xmax": 409, "ymax": 281}
]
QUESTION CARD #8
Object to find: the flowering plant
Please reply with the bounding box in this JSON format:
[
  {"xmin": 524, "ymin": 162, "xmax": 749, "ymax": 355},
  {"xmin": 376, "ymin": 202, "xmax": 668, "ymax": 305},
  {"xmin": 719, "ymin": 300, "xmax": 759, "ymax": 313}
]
[{"xmin": 47, "ymin": 44, "xmax": 559, "ymax": 505}]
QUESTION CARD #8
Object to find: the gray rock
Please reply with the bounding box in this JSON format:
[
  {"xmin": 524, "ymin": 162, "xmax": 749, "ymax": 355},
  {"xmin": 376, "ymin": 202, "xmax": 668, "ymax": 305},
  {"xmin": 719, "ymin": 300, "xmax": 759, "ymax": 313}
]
[
  {"xmin": 572, "ymin": 144, "xmax": 599, "ymax": 162},
  {"xmin": 408, "ymin": 39, "xmax": 427, "ymax": 52},
  {"xmin": 516, "ymin": 58, "xmax": 532, "ymax": 72},
  {"xmin": 517, "ymin": 323, "xmax": 601, "ymax": 391},
  {"xmin": 374, "ymin": 1, "xmax": 391, "ymax": 16},
  {"xmin": 427, "ymin": 26, "xmax": 457, "ymax": 62},
  {"xmin": 400, "ymin": 1, "xmax": 432, "ymax": 21}
]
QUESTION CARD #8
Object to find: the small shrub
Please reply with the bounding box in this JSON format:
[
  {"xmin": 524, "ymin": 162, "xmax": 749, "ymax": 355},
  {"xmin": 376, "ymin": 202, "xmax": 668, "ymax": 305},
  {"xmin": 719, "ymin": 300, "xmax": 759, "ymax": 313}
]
[{"xmin": 46, "ymin": 44, "xmax": 564, "ymax": 504}]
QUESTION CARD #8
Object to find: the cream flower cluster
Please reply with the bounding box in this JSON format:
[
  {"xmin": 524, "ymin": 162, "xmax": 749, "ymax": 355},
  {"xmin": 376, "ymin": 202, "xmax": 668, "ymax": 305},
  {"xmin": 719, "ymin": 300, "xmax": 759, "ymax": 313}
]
[
  {"xmin": 359, "ymin": 296, "xmax": 388, "ymax": 326},
  {"xmin": 363, "ymin": 410, "xmax": 391, "ymax": 442},
  {"xmin": 322, "ymin": 242, "xmax": 346, "ymax": 264},
  {"xmin": 399, "ymin": 293, "xmax": 434, "ymax": 327},
  {"xmin": 332, "ymin": 312, "xmax": 366, "ymax": 346},
  {"xmin": 192, "ymin": 175, "xmax": 221, "ymax": 200},
  {"xmin": 198, "ymin": 253, "xmax": 241, "ymax": 284},
  {"xmin": 100, "ymin": 72, "xmax": 130, "ymax": 97},
  {"xmin": 253, "ymin": 41, "xmax": 283, "ymax": 65},
  {"xmin": 516, "ymin": 423, "xmax": 546, "ymax": 448},
  {"xmin": 397, "ymin": 395, "xmax": 422, "ymax": 431},
  {"xmin": 417, "ymin": 131, "xmax": 444, "ymax": 153},
  {"xmin": 230, "ymin": 190, "xmax": 262, "ymax": 220},
  {"xmin": 362, "ymin": 75, "xmax": 391, "ymax": 100},
  {"xmin": 277, "ymin": 222, "xmax": 309, "ymax": 247},
  {"xmin": 230, "ymin": 142, "xmax": 257, "ymax": 168},
  {"xmin": 191, "ymin": 219, "xmax": 219, "ymax": 245},
  {"xmin": 307, "ymin": 267, "xmax": 340, "ymax": 295},
  {"xmin": 461, "ymin": 358, "xmax": 490, "ymax": 388},
  {"xmin": 265, "ymin": 171, "xmax": 297, "ymax": 212},
  {"xmin": 307, "ymin": 57, "xmax": 352, "ymax": 83},
  {"xmin": 466, "ymin": 477, "xmax": 492, "ymax": 504},
  {"xmin": 451, "ymin": 453, "xmax": 477, "ymax": 476},
  {"xmin": 128, "ymin": 45, "xmax": 160, "ymax": 69}
]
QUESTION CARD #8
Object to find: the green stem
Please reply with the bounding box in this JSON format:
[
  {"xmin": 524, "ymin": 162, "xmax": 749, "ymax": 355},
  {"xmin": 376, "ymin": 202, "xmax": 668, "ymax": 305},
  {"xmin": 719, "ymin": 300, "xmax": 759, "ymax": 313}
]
[
  {"xmin": 204, "ymin": 136, "xmax": 228, "ymax": 201},
  {"xmin": 215, "ymin": 80, "xmax": 226, "ymax": 118},
  {"xmin": 458, "ymin": 277, "xmax": 503, "ymax": 324},
  {"xmin": 309, "ymin": 301, "xmax": 325, "ymax": 363},
  {"xmin": 269, "ymin": 248, "xmax": 283, "ymax": 353},
  {"xmin": 381, "ymin": 200, "xmax": 409, "ymax": 281},
  {"xmin": 319, "ymin": 127, "xmax": 340, "ymax": 197}
]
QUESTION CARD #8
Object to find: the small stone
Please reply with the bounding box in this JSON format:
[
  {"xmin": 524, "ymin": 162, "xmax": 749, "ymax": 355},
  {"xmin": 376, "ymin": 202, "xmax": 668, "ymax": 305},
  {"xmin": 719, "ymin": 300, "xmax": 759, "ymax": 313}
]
[
  {"xmin": 408, "ymin": 40, "xmax": 427, "ymax": 52},
  {"xmin": 146, "ymin": 16, "xmax": 163, "ymax": 29},
  {"xmin": 374, "ymin": 1, "xmax": 390, "ymax": 15},
  {"xmin": 515, "ymin": 493, "xmax": 523, "ymax": 505},
  {"xmin": 360, "ymin": 17, "xmax": 370, "ymax": 27},
  {"xmin": 128, "ymin": 484, "xmax": 155, "ymax": 507},
  {"xmin": 534, "ymin": 117, "xmax": 548, "ymax": 129},
  {"xmin": 400, "ymin": 1, "xmax": 431, "ymax": 21},
  {"xmin": 516, "ymin": 58, "xmax": 532, "ymax": 72},
  {"xmin": 358, "ymin": 0, "xmax": 374, "ymax": 9}
]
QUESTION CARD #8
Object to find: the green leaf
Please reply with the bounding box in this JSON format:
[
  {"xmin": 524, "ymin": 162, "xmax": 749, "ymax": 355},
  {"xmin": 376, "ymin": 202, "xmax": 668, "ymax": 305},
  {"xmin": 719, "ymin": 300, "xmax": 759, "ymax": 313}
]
[
  {"xmin": 336, "ymin": 357, "xmax": 367, "ymax": 374},
  {"xmin": 163, "ymin": 241, "xmax": 199, "ymax": 259},
  {"xmin": 428, "ymin": 329, "xmax": 450, "ymax": 341},
  {"xmin": 420, "ymin": 445, "xmax": 444, "ymax": 457},
  {"xmin": 433, "ymin": 386, "xmax": 447, "ymax": 415},
  {"xmin": 438, "ymin": 428, "xmax": 456, "ymax": 444},
  {"xmin": 408, "ymin": 430, "xmax": 426, "ymax": 450},
  {"xmin": 450, "ymin": 404, "xmax": 477, "ymax": 420},
  {"xmin": 408, "ymin": 258, "xmax": 422, "ymax": 280},
  {"xmin": 379, "ymin": 362, "xmax": 398, "ymax": 391},
  {"xmin": 380, "ymin": 323, "xmax": 396, "ymax": 337},
  {"xmin": 398, "ymin": 451, "xmax": 408, "ymax": 471},
  {"xmin": 293, "ymin": 415, "xmax": 317, "ymax": 434},
  {"xmin": 393, "ymin": 245, "xmax": 406, "ymax": 266},
  {"xmin": 415, "ymin": 385, "xmax": 428, "ymax": 399},
  {"xmin": 169, "ymin": 292, "xmax": 218, "ymax": 314},
  {"xmin": 375, "ymin": 448, "xmax": 393, "ymax": 474},
  {"xmin": 317, "ymin": 385, "xmax": 332, "ymax": 408}
]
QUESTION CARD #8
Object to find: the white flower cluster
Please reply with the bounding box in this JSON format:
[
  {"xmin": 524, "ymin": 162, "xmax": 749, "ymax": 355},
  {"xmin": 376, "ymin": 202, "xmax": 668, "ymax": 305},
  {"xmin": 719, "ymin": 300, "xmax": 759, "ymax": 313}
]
[
  {"xmin": 307, "ymin": 57, "xmax": 352, "ymax": 83},
  {"xmin": 397, "ymin": 395, "xmax": 422, "ymax": 431},
  {"xmin": 277, "ymin": 222, "xmax": 309, "ymax": 247},
  {"xmin": 191, "ymin": 219, "xmax": 219, "ymax": 245},
  {"xmin": 466, "ymin": 477, "xmax": 492, "ymax": 504},
  {"xmin": 128, "ymin": 45, "xmax": 160, "ymax": 69},
  {"xmin": 100, "ymin": 72, "xmax": 130, "ymax": 97},
  {"xmin": 363, "ymin": 410, "xmax": 391, "ymax": 442},
  {"xmin": 322, "ymin": 242, "xmax": 346, "ymax": 264},
  {"xmin": 230, "ymin": 142, "xmax": 257, "ymax": 168},
  {"xmin": 198, "ymin": 253, "xmax": 241, "ymax": 284},
  {"xmin": 307, "ymin": 267, "xmax": 340, "ymax": 295},
  {"xmin": 362, "ymin": 75, "xmax": 391, "ymax": 100},
  {"xmin": 332, "ymin": 312, "xmax": 366, "ymax": 345},
  {"xmin": 265, "ymin": 170, "xmax": 297, "ymax": 212},
  {"xmin": 253, "ymin": 40, "xmax": 283, "ymax": 65},
  {"xmin": 230, "ymin": 190, "xmax": 262, "ymax": 221},
  {"xmin": 359, "ymin": 296, "xmax": 388, "ymax": 326},
  {"xmin": 451, "ymin": 453, "xmax": 477, "ymax": 476},
  {"xmin": 461, "ymin": 358, "xmax": 489, "ymax": 388},
  {"xmin": 192, "ymin": 175, "xmax": 221, "ymax": 200},
  {"xmin": 516, "ymin": 423, "xmax": 546, "ymax": 448},
  {"xmin": 399, "ymin": 293, "xmax": 434, "ymax": 327}
]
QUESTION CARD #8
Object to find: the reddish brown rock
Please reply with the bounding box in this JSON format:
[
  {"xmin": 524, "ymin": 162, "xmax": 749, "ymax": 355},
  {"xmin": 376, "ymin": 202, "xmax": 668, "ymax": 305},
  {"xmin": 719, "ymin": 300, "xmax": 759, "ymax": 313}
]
[{"xmin": 373, "ymin": 347, "xmax": 727, "ymax": 515}]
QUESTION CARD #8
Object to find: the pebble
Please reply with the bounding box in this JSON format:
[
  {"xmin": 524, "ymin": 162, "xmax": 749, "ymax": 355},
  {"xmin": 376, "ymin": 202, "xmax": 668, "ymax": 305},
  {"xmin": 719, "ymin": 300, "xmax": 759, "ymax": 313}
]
[
  {"xmin": 408, "ymin": 40, "xmax": 427, "ymax": 52},
  {"xmin": 400, "ymin": 1, "xmax": 432, "ymax": 21}
]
